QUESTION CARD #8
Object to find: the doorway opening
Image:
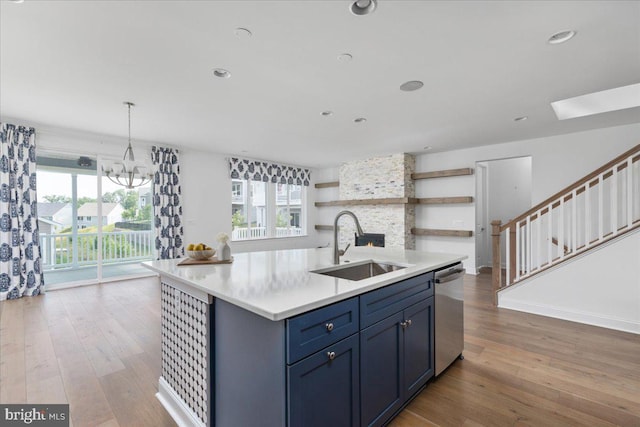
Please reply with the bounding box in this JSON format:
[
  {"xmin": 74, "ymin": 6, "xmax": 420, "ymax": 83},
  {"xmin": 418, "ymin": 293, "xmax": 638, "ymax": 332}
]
[
  {"xmin": 475, "ymin": 156, "xmax": 532, "ymax": 271},
  {"xmin": 37, "ymin": 152, "xmax": 154, "ymax": 288}
]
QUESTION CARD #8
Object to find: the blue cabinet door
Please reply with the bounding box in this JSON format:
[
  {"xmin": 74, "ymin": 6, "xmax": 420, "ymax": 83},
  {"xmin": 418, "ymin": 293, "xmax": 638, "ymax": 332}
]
[
  {"xmin": 360, "ymin": 311, "xmax": 404, "ymax": 427},
  {"xmin": 288, "ymin": 334, "xmax": 360, "ymax": 427},
  {"xmin": 403, "ymin": 297, "xmax": 434, "ymax": 398}
]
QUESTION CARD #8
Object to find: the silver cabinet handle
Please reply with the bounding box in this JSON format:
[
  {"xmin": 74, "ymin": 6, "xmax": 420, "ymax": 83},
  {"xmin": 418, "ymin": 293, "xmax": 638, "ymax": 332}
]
[
  {"xmin": 327, "ymin": 351, "xmax": 336, "ymax": 360},
  {"xmin": 400, "ymin": 319, "xmax": 412, "ymax": 329},
  {"xmin": 325, "ymin": 322, "xmax": 334, "ymax": 332}
]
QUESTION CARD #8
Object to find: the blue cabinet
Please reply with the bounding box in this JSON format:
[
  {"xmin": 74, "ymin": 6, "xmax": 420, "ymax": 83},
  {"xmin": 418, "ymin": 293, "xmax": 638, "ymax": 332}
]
[
  {"xmin": 287, "ymin": 297, "xmax": 359, "ymax": 364},
  {"xmin": 403, "ymin": 298, "xmax": 434, "ymax": 397},
  {"xmin": 360, "ymin": 272, "xmax": 433, "ymax": 328},
  {"xmin": 360, "ymin": 311, "xmax": 404, "ymax": 427},
  {"xmin": 361, "ymin": 295, "xmax": 435, "ymax": 427},
  {"xmin": 288, "ymin": 334, "xmax": 360, "ymax": 427},
  {"xmin": 287, "ymin": 271, "xmax": 435, "ymax": 427}
]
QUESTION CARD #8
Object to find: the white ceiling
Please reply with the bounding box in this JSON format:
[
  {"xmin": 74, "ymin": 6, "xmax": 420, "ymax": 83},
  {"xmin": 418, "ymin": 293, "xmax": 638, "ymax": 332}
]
[{"xmin": 1, "ymin": 0, "xmax": 639, "ymax": 168}]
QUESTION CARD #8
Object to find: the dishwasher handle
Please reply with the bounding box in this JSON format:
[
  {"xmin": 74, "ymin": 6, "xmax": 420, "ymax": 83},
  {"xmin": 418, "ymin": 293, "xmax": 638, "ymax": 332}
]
[{"xmin": 435, "ymin": 268, "xmax": 466, "ymax": 283}]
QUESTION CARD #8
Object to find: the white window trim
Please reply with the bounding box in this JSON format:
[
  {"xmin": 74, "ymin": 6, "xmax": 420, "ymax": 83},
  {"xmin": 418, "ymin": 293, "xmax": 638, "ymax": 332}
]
[{"xmin": 232, "ymin": 179, "xmax": 307, "ymax": 242}]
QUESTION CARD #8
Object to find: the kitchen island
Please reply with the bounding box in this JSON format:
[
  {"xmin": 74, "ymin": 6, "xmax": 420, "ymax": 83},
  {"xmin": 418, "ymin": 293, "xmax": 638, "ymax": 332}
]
[{"xmin": 143, "ymin": 246, "xmax": 466, "ymax": 427}]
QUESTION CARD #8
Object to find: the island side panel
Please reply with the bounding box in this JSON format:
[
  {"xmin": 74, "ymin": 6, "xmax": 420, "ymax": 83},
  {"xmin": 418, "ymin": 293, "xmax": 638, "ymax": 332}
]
[
  {"xmin": 214, "ymin": 298, "xmax": 286, "ymax": 427},
  {"xmin": 159, "ymin": 277, "xmax": 213, "ymax": 427}
]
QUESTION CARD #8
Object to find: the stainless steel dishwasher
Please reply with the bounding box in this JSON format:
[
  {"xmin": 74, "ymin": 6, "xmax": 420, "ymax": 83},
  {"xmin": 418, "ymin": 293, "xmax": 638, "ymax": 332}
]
[{"xmin": 434, "ymin": 263, "xmax": 465, "ymax": 376}]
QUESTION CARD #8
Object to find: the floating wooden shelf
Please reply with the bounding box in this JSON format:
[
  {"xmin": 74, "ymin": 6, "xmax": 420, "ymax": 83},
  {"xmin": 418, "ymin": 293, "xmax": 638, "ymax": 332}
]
[
  {"xmin": 412, "ymin": 168, "xmax": 473, "ymax": 180},
  {"xmin": 315, "ymin": 197, "xmax": 418, "ymax": 207},
  {"xmin": 411, "ymin": 228, "xmax": 473, "ymax": 237},
  {"xmin": 319, "ymin": 225, "xmax": 474, "ymax": 237},
  {"xmin": 315, "ymin": 225, "xmax": 334, "ymax": 231},
  {"xmin": 417, "ymin": 196, "xmax": 474, "ymax": 204},
  {"xmin": 315, "ymin": 181, "xmax": 339, "ymax": 189},
  {"xmin": 315, "ymin": 196, "xmax": 473, "ymax": 207}
]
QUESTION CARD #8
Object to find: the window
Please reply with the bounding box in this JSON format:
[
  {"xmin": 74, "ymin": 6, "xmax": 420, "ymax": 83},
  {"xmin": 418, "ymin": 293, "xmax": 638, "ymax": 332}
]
[
  {"xmin": 232, "ymin": 182, "xmax": 243, "ymax": 201},
  {"xmin": 276, "ymin": 183, "xmax": 303, "ymax": 237},
  {"xmin": 37, "ymin": 152, "xmax": 154, "ymax": 288},
  {"xmin": 232, "ymin": 179, "xmax": 306, "ymax": 241}
]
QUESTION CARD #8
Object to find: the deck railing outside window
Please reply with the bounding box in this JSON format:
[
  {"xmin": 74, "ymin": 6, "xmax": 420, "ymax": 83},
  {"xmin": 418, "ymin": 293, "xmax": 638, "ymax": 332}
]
[
  {"xmin": 40, "ymin": 230, "xmax": 154, "ymax": 269},
  {"xmin": 231, "ymin": 226, "xmax": 304, "ymax": 240}
]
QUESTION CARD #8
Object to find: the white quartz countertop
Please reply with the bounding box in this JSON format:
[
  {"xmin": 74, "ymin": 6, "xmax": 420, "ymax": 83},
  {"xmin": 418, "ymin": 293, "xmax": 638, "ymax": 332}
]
[{"xmin": 143, "ymin": 247, "xmax": 466, "ymax": 321}]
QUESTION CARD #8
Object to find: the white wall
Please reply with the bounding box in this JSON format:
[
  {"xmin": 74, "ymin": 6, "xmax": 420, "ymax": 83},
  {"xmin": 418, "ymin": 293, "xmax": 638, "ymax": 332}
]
[
  {"xmin": 486, "ymin": 157, "xmax": 532, "ymax": 229},
  {"xmin": 314, "ymin": 123, "xmax": 640, "ymax": 274},
  {"xmin": 480, "ymin": 157, "xmax": 532, "ymax": 267},
  {"xmin": 412, "ymin": 123, "xmax": 640, "ymax": 273},
  {"xmin": 499, "ymin": 229, "xmax": 640, "ymax": 334},
  {"xmin": 180, "ymin": 149, "xmax": 322, "ymax": 253},
  {"xmin": 13, "ymin": 119, "xmax": 323, "ymax": 256}
]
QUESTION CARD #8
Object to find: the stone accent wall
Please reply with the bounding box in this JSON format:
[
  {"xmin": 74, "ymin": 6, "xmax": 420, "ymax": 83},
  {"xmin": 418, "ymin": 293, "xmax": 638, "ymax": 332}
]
[{"xmin": 337, "ymin": 153, "xmax": 415, "ymax": 249}]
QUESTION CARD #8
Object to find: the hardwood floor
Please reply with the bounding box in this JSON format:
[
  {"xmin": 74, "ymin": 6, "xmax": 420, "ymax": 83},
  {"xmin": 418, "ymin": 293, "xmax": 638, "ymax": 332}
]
[
  {"xmin": 1, "ymin": 273, "xmax": 638, "ymax": 426},
  {"xmin": 390, "ymin": 273, "xmax": 640, "ymax": 427},
  {"xmin": 0, "ymin": 277, "xmax": 175, "ymax": 427}
]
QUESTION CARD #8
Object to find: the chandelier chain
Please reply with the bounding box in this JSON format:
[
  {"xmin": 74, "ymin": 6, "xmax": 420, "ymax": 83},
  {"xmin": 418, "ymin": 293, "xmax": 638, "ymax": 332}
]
[{"xmin": 102, "ymin": 101, "xmax": 153, "ymax": 189}]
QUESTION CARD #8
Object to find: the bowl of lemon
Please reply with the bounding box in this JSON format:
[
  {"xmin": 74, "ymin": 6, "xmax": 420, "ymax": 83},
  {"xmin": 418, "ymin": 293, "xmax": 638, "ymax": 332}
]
[{"xmin": 186, "ymin": 243, "xmax": 216, "ymax": 260}]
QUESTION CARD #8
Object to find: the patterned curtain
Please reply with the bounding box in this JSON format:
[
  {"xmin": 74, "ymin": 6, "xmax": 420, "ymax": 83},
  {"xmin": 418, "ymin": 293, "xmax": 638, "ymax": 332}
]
[
  {"xmin": 0, "ymin": 123, "xmax": 44, "ymax": 300},
  {"xmin": 229, "ymin": 157, "xmax": 311, "ymax": 185},
  {"xmin": 151, "ymin": 146, "xmax": 183, "ymax": 260}
]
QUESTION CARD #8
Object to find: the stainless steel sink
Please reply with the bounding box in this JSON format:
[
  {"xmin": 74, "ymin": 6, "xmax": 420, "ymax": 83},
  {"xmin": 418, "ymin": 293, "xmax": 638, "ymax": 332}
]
[{"xmin": 312, "ymin": 261, "xmax": 407, "ymax": 281}]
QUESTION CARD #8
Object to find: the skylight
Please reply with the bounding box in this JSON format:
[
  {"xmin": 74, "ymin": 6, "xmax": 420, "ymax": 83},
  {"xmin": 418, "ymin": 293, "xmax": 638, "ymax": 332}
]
[{"xmin": 551, "ymin": 83, "xmax": 640, "ymax": 120}]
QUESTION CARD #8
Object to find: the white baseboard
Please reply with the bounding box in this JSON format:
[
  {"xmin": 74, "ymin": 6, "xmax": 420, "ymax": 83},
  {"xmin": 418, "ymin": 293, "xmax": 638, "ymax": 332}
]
[
  {"xmin": 156, "ymin": 377, "xmax": 206, "ymax": 427},
  {"xmin": 498, "ymin": 299, "xmax": 640, "ymax": 335}
]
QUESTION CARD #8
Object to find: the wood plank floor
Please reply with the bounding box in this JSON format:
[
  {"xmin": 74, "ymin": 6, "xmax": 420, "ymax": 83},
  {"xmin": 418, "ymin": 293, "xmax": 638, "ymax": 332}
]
[
  {"xmin": 0, "ymin": 277, "xmax": 175, "ymax": 427},
  {"xmin": 390, "ymin": 273, "xmax": 640, "ymax": 427},
  {"xmin": 1, "ymin": 273, "xmax": 638, "ymax": 426}
]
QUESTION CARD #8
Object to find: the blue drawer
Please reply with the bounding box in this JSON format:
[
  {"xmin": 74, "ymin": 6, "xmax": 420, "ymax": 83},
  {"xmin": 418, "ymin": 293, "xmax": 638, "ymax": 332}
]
[
  {"xmin": 360, "ymin": 272, "xmax": 434, "ymax": 328},
  {"xmin": 287, "ymin": 297, "xmax": 359, "ymax": 364}
]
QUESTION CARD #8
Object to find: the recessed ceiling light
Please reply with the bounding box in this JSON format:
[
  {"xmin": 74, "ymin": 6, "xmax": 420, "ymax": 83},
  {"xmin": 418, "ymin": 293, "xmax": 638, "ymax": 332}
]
[
  {"xmin": 321, "ymin": 111, "xmax": 333, "ymax": 116},
  {"xmin": 213, "ymin": 68, "xmax": 231, "ymax": 78},
  {"xmin": 337, "ymin": 53, "xmax": 353, "ymax": 62},
  {"xmin": 9, "ymin": 0, "xmax": 24, "ymax": 3},
  {"xmin": 234, "ymin": 28, "xmax": 252, "ymax": 38},
  {"xmin": 548, "ymin": 30, "xmax": 576, "ymax": 45},
  {"xmin": 400, "ymin": 81, "xmax": 424, "ymax": 92},
  {"xmin": 350, "ymin": 0, "xmax": 377, "ymax": 16},
  {"xmin": 551, "ymin": 82, "xmax": 640, "ymax": 120},
  {"xmin": 514, "ymin": 116, "xmax": 528, "ymax": 122},
  {"xmin": 354, "ymin": 117, "xmax": 367, "ymax": 123}
]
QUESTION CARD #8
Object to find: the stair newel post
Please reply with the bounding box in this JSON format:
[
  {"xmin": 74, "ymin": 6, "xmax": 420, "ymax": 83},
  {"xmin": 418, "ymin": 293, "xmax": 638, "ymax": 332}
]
[{"xmin": 491, "ymin": 220, "xmax": 502, "ymax": 305}]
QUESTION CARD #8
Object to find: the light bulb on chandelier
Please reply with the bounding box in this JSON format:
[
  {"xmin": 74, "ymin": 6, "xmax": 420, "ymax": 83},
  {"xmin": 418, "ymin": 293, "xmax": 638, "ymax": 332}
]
[{"xmin": 102, "ymin": 102, "xmax": 154, "ymax": 189}]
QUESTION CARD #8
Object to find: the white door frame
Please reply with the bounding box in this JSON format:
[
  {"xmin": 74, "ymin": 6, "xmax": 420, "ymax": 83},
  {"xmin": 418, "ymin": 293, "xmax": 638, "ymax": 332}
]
[{"xmin": 475, "ymin": 162, "xmax": 489, "ymax": 269}]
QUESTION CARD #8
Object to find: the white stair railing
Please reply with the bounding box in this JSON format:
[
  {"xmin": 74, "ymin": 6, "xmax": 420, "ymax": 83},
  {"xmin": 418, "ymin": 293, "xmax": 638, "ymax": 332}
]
[{"xmin": 492, "ymin": 145, "xmax": 640, "ymax": 299}]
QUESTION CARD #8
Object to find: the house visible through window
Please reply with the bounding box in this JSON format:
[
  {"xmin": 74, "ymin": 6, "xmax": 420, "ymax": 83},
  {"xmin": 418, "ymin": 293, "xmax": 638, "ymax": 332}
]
[
  {"xmin": 232, "ymin": 179, "xmax": 306, "ymax": 241},
  {"xmin": 232, "ymin": 182, "xmax": 242, "ymax": 198},
  {"xmin": 37, "ymin": 152, "xmax": 154, "ymax": 287},
  {"xmin": 276, "ymin": 183, "xmax": 302, "ymax": 236}
]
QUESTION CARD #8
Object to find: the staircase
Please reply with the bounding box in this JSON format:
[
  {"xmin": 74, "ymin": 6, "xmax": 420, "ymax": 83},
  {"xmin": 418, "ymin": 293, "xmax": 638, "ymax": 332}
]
[{"xmin": 491, "ymin": 144, "xmax": 640, "ymax": 303}]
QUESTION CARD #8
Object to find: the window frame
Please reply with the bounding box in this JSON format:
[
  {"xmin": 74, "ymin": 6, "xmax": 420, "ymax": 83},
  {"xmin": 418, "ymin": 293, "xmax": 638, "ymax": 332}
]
[{"xmin": 231, "ymin": 178, "xmax": 307, "ymax": 242}]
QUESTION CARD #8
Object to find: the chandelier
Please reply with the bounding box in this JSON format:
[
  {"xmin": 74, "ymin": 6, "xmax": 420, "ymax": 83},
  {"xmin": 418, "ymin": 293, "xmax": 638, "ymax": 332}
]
[{"xmin": 103, "ymin": 101, "xmax": 154, "ymax": 189}]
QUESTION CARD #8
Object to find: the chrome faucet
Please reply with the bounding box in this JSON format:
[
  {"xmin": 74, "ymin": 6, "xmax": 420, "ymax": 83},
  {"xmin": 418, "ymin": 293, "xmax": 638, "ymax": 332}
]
[{"xmin": 334, "ymin": 210, "xmax": 364, "ymax": 264}]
